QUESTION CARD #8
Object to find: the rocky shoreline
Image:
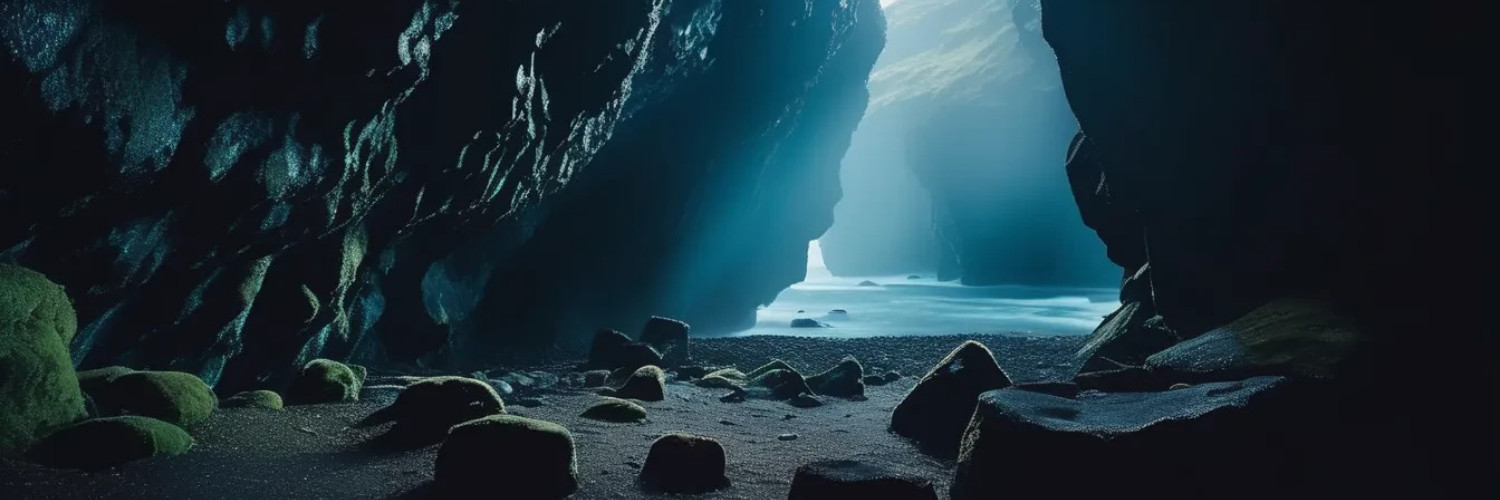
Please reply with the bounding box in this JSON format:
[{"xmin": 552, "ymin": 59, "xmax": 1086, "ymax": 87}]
[{"xmin": 0, "ymin": 333, "xmax": 1083, "ymax": 499}]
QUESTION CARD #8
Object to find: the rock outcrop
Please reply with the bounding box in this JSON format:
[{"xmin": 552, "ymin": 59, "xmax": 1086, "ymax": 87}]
[
  {"xmin": 0, "ymin": 0, "xmax": 887, "ymax": 392},
  {"xmin": 890, "ymin": 341, "xmax": 1011, "ymax": 457},
  {"xmin": 0, "ymin": 265, "xmax": 85, "ymax": 458}
]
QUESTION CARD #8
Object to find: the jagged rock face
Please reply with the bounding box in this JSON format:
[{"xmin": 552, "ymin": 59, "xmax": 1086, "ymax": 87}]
[
  {"xmin": 821, "ymin": 0, "xmax": 1115, "ymax": 286},
  {"xmin": 0, "ymin": 0, "xmax": 885, "ymax": 391}
]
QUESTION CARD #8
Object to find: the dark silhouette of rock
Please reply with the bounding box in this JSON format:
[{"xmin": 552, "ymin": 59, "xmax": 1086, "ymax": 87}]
[
  {"xmin": 748, "ymin": 368, "xmax": 812, "ymax": 400},
  {"xmin": 1145, "ymin": 297, "xmax": 1361, "ymax": 381},
  {"xmin": 221, "ymin": 390, "xmax": 284, "ymax": 411},
  {"xmin": 91, "ymin": 371, "xmax": 217, "ymax": 427},
  {"xmin": 790, "ymin": 459, "xmax": 938, "ymax": 500},
  {"xmin": 907, "ymin": 275, "xmax": 923, "ymax": 280},
  {"xmin": 26, "ymin": 416, "xmax": 193, "ymax": 472},
  {"xmin": 807, "ymin": 357, "xmax": 865, "ymax": 398},
  {"xmin": 790, "ymin": 318, "xmax": 831, "ymax": 328},
  {"xmin": 827, "ymin": 309, "xmax": 849, "ymax": 317},
  {"xmin": 857, "ymin": 280, "xmax": 880, "ymax": 287},
  {"xmin": 585, "ymin": 329, "xmax": 662, "ymax": 372},
  {"xmin": 1076, "ymin": 264, "xmax": 1179, "ymax": 371},
  {"xmin": 891, "ymin": 341, "xmax": 1011, "ymax": 457},
  {"xmin": 1010, "ymin": 382, "xmax": 1080, "ymax": 399},
  {"xmin": 638, "ymin": 434, "xmax": 730, "ymax": 494},
  {"xmin": 639, "ymin": 317, "xmax": 691, "ymax": 367},
  {"xmin": 358, "ymin": 377, "xmax": 505, "ymax": 448},
  {"xmin": 435, "ymin": 416, "xmax": 577, "ymax": 499},
  {"xmin": 579, "ymin": 398, "xmax": 647, "ymax": 423},
  {"xmin": 789, "ymin": 394, "xmax": 824, "ymax": 408},
  {"xmin": 285, "ymin": 359, "xmax": 365, "ymax": 405},
  {"xmin": 862, "ymin": 375, "xmax": 889, "ymax": 387}
]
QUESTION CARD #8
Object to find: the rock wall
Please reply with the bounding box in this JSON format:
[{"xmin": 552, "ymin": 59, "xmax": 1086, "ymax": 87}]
[
  {"xmin": 0, "ymin": 0, "xmax": 885, "ymax": 391},
  {"xmin": 820, "ymin": 0, "xmax": 1116, "ymax": 286},
  {"xmin": 1042, "ymin": 0, "xmax": 1480, "ymax": 491}
]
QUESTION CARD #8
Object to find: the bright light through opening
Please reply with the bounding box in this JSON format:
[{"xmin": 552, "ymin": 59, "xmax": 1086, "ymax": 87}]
[{"xmin": 805, "ymin": 240, "xmax": 833, "ymax": 282}]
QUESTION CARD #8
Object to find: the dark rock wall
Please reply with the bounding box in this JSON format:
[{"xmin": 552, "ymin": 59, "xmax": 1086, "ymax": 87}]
[
  {"xmin": 821, "ymin": 0, "xmax": 1116, "ymax": 287},
  {"xmin": 0, "ymin": 0, "xmax": 885, "ymax": 391},
  {"xmin": 1042, "ymin": 0, "xmax": 1480, "ymax": 490}
]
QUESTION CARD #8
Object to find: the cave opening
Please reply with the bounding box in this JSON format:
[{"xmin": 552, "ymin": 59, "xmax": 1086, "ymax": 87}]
[{"xmin": 743, "ymin": 0, "xmax": 1120, "ymax": 338}]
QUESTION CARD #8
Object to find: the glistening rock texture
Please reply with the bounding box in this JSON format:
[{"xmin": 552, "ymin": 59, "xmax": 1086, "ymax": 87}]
[
  {"xmin": 1042, "ymin": 0, "xmax": 1479, "ymax": 495},
  {"xmin": 0, "ymin": 0, "xmax": 886, "ymax": 393}
]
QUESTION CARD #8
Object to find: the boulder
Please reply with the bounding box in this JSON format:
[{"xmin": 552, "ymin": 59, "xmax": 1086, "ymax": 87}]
[
  {"xmin": 858, "ymin": 280, "xmax": 880, "ymax": 287},
  {"xmin": 284, "ymin": 359, "xmax": 364, "ymax": 405},
  {"xmin": 951, "ymin": 377, "xmax": 1307, "ymax": 498},
  {"xmin": 789, "ymin": 394, "xmax": 824, "ymax": 408},
  {"xmin": 612, "ymin": 365, "xmax": 666, "ymax": 402},
  {"xmin": 0, "ymin": 265, "xmax": 86, "ymax": 458},
  {"xmin": 890, "ymin": 341, "xmax": 1012, "ymax": 457},
  {"xmin": 92, "ymin": 371, "xmax": 217, "ymax": 427},
  {"xmin": 359, "ymin": 376, "xmax": 505, "ymax": 448},
  {"xmin": 435, "ymin": 416, "xmax": 578, "ymax": 499},
  {"xmin": 746, "ymin": 360, "xmax": 796, "ymax": 380},
  {"xmin": 907, "ymin": 275, "xmax": 923, "ymax": 280},
  {"xmin": 694, "ymin": 373, "xmax": 744, "ymax": 389},
  {"xmin": 674, "ymin": 365, "xmax": 710, "ymax": 379},
  {"xmin": 639, "ymin": 316, "xmax": 691, "ymax": 367},
  {"xmin": 789, "ymin": 459, "xmax": 938, "ymax": 500},
  {"xmin": 638, "ymin": 433, "xmax": 730, "ymax": 493},
  {"xmin": 1145, "ymin": 297, "xmax": 1362, "ymax": 381},
  {"xmin": 807, "ymin": 356, "xmax": 865, "ymax": 397},
  {"xmin": 27, "ymin": 416, "xmax": 193, "ymax": 471},
  {"xmin": 790, "ymin": 318, "xmax": 831, "ymax": 328},
  {"xmin": 1076, "ymin": 264, "xmax": 1179, "ymax": 371},
  {"xmin": 580, "ymin": 397, "xmax": 648, "ymax": 423},
  {"xmin": 748, "ymin": 369, "xmax": 812, "ymax": 400},
  {"xmin": 221, "ymin": 390, "xmax": 284, "ymax": 410},
  {"xmin": 862, "ymin": 375, "xmax": 889, "ymax": 387},
  {"xmin": 76, "ymin": 366, "xmax": 134, "ymax": 395},
  {"xmin": 827, "ymin": 309, "xmax": 850, "ymax": 317},
  {"xmin": 584, "ymin": 329, "xmax": 663, "ymax": 372},
  {"xmin": 581, "ymin": 370, "xmax": 611, "ymax": 387}
]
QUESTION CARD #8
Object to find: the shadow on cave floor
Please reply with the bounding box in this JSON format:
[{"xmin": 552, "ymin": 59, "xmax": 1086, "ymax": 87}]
[{"xmin": 729, "ymin": 274, "xmax": 1119, "ymax": 339}]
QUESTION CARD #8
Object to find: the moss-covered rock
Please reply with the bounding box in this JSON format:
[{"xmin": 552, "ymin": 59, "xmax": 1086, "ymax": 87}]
[
  {"xmin": 93, "ymin": 371, "xmax": 217, "ymax": 426},
  {"xmin": 580, "ymin": 397, "xmax": 648, "ymax": 423},
  {"xmin": 693, "ymin": 374, "xmax": 743, "ymax": 389},
  {"xmin": 435, "ymin": 415, "xmax": 578, "ymax": 499},
  {"xmin": 891, "ymin": 341, "xmax": 1012, "ymax": 458},
  {"xmin": 221, "ymin": 390, "xmax": 284, "ymax": 410},
  {"xmin": 27, "ymin": 416, "xmax": 194, "ymax": 471},
  {"xmin": 0, "ymin": 264, "xmax": 86, "ymax": 458},
  {"xmin": 639, "ymin": 433, "xmax": 730, "ymax": 493},
  {"xmin": 746, "ymin": 359, "xmax": 796, "ymax": 380},
  {"xmin": 807, "ymin": 356, "xmax": 865, "ymax": 398},
  {"xmin": 284, "ymin": 359, "xmax": 362, "ymax": 405},
  {"xmin": 360, "ymin": 376, "xmax": 505, "ymax": 447},
  {"xmin": 613, "ymin": 365, "xmax": 666, "ymax": 402},
  {"xmin": 749, "ymin": 368, "xmax": 812, "ymax": 400},
  {"xmin": 77, "ymin": 366, "xmax": 134, "ymax": 394},
  {"xmin": 581, "ymin": 369, "xmax": 611, "ymax": 387}
]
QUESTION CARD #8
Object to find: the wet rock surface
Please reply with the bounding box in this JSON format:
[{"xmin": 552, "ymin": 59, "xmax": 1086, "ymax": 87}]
[
  {"xmin": 434, "ymin": 415, "xmax": 578, "ymax": 499},
  {"xmin": 638, "ymin": 433, "xmax": 730, "ymax": 494},
  {"xmin": 789, "ymin": 459, "xmax": 938, "ymax": 500},
  {"xmin": 889, "ymin": 341, "xmax": 1012, "ymax": 457}
]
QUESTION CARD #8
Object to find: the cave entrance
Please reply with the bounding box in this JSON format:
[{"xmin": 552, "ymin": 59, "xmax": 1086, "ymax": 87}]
[{"xmin": 739, "ymin": 0, "xmax": 1121, "ymax": 338}]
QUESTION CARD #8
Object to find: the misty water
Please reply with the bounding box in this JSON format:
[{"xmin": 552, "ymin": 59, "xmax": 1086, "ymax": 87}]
[{"xmin": 736, "ymin": 241, "xmax": 1119, "ymax": 338}]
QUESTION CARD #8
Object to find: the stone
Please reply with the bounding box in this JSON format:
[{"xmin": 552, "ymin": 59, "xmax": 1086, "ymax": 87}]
[
  {"xmin": 221, "ymin": 390, "xmax": 284, "ymax": 410},
  {"xmin": 807, "ymin": 356, "xmax": 865, "ymax": 398},
  {"xmin": 1076, "ymin": 264, "xmax": 1180, "ymax": 371},
  {"xmin": 638, "ymin": 433, "xmax": 730, "ymax": 494},
  {"xmin": 1145, "ymin": 297, "xmax": 1362, "ymax": 381},
  {"xmin": 858, "ymin": 280, "xmax": 880, "ymax": 287},
  {"xmin": 581, "ymin": 370, "xmax": 611, "ymax": 387},
  {"xmin": 789, "ymin": 460, "xmax": 939, "ymax": 500},
  {"xmin": 907, "ymin": 275, "xmax": 922, "ymax": 280},
  {"xmin": 639, "ymin": 316, "xmax": 691, "ymax": 367},
  {"xmin": 827, "ymin": 309, "xmax": 849, "ymax": 317},
  {"xmin": 790, "ymin": 318, "xmax": 830, "ymax": 328},
  {"xmin": 748, "ymin": 369, "xmax": 812, "ymax": 400},
  {"xmin": 580, "ymin": 397, "xmax": 647, "ymax": 423},
  {"xmin": 1073, "ymin": 366, "xmax": 1169, "ymax": 393},
  {"xmin": 435, "ymin": 416, "xmax": 577, "ymax": 499},
  {"xmin": 1011, "ymin": 382, "xmax": 1080, "ymax": 399},
  {"xmin": 890, "ymin": 341, "xmax": 1012, "ymax": 458},
  {"xmin": 584, "ymin": 329, "xmax": 662, "ymax": 372},
  {"xmin": 884, "ymin": 371, "xmax": 902, "ymax": 383},
  {"xmin": 613, "ymin": 365, "xmax": 666, "ymax": 402},
  {"xmin": 719, "ymin": 388, "xmax": 747, "ymax": 403},
  {"xmin": 674, "ymin": 365, "xmax": 710, "ymax": 379},
  {"xmin": 76, "ymin": 366, "xmax": 134, "ymax": 395},
  {"xmin": 862, "ymin": 375, "xmax": 889, "ymax": 386},
  {"xmin": 27, "ymin": 416, "xmax": 194, "ymax": 471},
  {"xmin": 746, "ymin": 360, "xmax": 796, "ymax": 380},
  {"xmin": 951, "ymin": 377, "xmax": 1296, "ymax": 498},
  {"xmin": 789, "ymin": 394, "xmax": 823, "ymax": 408},
  {"xmin": 778, "ymin": 433, "xmax": 799, "ymax": 441},
  {"xmin": 0, "ymin": 265, "xmax": 86, "ymax": 458},
  {"xmin": 359, "ymin": 376, "xmax": 505, "ymax": 447},
  {"xmin": 694, "ymin": 374, "xmax": 743, "ymax": 389},
  {"xmin": 284, "ymin": 359, "xmax": 364, "ymax": 405},
  {"xmin": 92, "ymin": 371, "xmax": 218, "ymax": 427}
]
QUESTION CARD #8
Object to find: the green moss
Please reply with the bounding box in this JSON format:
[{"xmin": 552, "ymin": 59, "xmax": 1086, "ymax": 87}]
[
  {"xmin": 580, "ymin": 397, "xmax": 647, "ymax": 423},
  {"xmin": 0, "ymin": 265, "xmax": 86, "ymax": 458},
  {"xmin": 221, "ymin": 390, "xmax": 284, "ymax": 410},
  {"xmin": 749, "ymin": 368, "xmax": 813, "ymax": 400},
  {"xmin": 806, "ymin": 356, "xmax": 865, "ymax": 398},
  {"xmin": 27, "ymin": 416, "xmax": 193, "ymax": 471},
  {"xmin": 745, "ymin": 359, "xmax": 796, "ymax": 380},
  {"xmin": 614, "ymin": 365, "xmax": 666, "ymax": 402},
  {"xmin": 77, "ymin": 366, "xmax": 134, "ymax": 395},
  {"xmin": 94, "ymin": 371, "xmax": 218, "ymax": 426},
  {"xmin": 285, "ymin": 358, "xmax": 362, "ymax": 405}
]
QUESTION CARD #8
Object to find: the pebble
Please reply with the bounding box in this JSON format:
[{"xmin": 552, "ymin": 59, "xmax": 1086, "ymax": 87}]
[{"xmin": 778, "ymin": 433, "xmax": 799, "ymax": 441}]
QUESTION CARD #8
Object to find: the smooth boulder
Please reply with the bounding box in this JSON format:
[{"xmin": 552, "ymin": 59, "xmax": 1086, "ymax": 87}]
[
  {"xmin": 77, "ymin": 366, "xmax": 135, "ymax": 395},
  {"xmin": 748, "ymin": 368, "xmax": 812, "ymax": 400},
  {"xmin": 435, "ymin": 415, "xmax": 578, "ymax": 499},
  {"xmin": 890, "ymin": 341, "xmax": 1011, "ymax": 457},
  {"xmin": 638, "ymin": 433, "xmax": 730, "ymax": 493},
  {"xmin": 951, "ymin": 377, "xmax": 1299, "ymax": 498},
  {"xmin": 93, "ymin": 371, "xmax": 217, "ymax": 427},
  {"xmin": 0, "ymin": 265, "xmax": 86, "ymax": 458},
  {"xmin": 612, "ymin": 365, "xmax": 666, "ymax": 401},
  {"xmin": 807, "ymin": 356, "xmax": 865, "ymax": 398},
  {"xmin": 790, "ymin": 318, "xmax": 830, "ymax": 328},
  {"xmin": 285, "ymin": 359, "xmax": 365, "ymax": 405},
  {"xmin": 789, "ymin": 460, "xmax": 938, "ymax": 500},
  {"xmin": 580, "ymin": 397, "xmax": 647, "ymax": 423},
  {"xmin": 221, "ymin": 390, "xmax": 284, "ymax": 410},
  {"xmin": 27, "ymin": 416, "xmax": 193, "ymax": 471},
  {"xmin": 639, "ymin": 316, "xmax": 691, "ymax": 367},
  {"xmin": 359, "ymin": 376, "xmax": 505, "ymax": 447}
]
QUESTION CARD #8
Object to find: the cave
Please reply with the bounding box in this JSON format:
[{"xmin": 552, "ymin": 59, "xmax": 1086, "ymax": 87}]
[{"xmin": 0, "ymin": 0, "xmax": 1481, "ymax": 499}]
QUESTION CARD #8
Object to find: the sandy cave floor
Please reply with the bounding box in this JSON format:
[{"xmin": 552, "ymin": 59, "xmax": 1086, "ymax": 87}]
[{"xmin": 0, "ymin": 334, "xmax": 1085, "ymax": 499}]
